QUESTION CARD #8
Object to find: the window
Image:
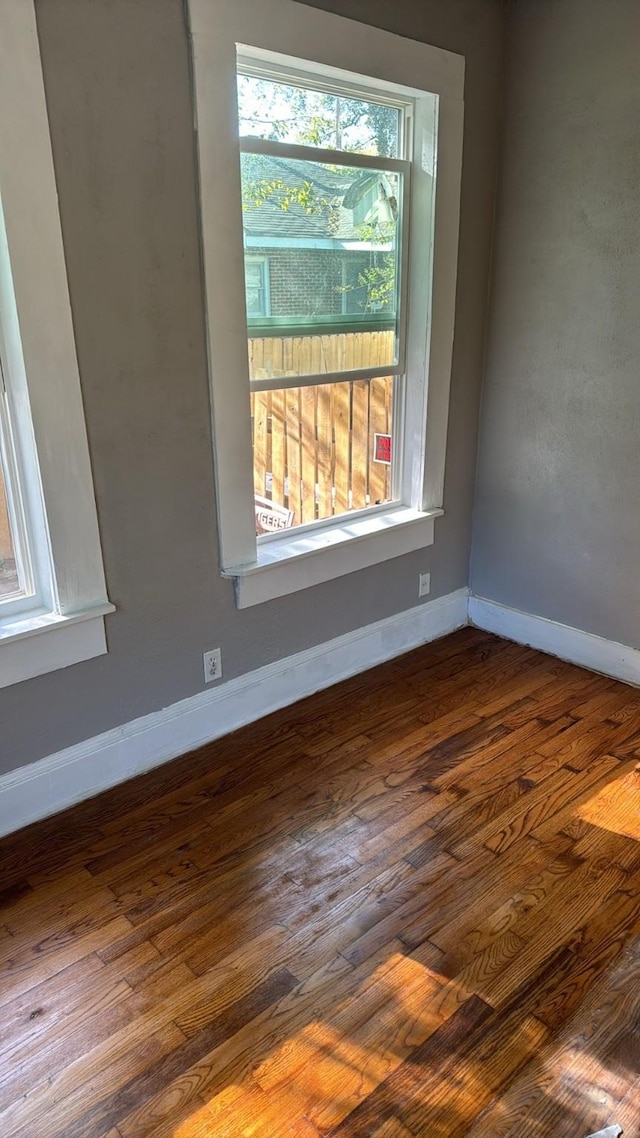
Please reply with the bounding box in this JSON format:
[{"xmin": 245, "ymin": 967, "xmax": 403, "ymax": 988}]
[
  {"xmin": 239, "ymin": 70, "xmax": 406, "ymax": 530},
  {"xmin": 244, "ymin": 256, "xmax": 270, "ymax": 319},
  {"xmin": 0, "ymin": 3, "xmax": 112, "ymax": 687},
  {"xmin": 189, "ymin": 0, "xmax": 464, "ymax": 607}
]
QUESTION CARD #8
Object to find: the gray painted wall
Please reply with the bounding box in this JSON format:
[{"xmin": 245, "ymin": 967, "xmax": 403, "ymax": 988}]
[
  {"xmin": 472, "ymin": 0, "xmax": 640, "ymax": 646},
  {"xmin": 0, "ymin": 0, "xmax": 503, "ymax": 776}
]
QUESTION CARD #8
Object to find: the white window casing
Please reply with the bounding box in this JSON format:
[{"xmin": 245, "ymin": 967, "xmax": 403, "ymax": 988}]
[
  {"xmin": 0, "ymin": 2, "xmax": 113, "ymax": 687},
  {"xmin": 189, "ymin": 0, "xmax": 464, "ymax": 608}
]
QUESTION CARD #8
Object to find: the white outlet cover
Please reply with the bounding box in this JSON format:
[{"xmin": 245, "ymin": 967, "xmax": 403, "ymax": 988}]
[
  {"xmin": 203, "ymin": 648, "xmax": 223, "ymax": 683},
  {"xmin": 418, "ymin": 572, "xmax": 431, "ymax": 598}
]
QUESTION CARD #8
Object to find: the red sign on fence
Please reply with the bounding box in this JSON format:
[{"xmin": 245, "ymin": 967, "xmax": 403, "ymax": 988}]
[{"xmin": 373, "ymin": 433, "xmax": 392, "ymax": 465}]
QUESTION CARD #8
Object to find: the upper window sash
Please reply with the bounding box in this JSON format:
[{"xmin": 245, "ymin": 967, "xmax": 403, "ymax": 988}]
[
  {"xmin": 236, "ymin": 56, "xmax": 410, "ymax": 161},
  {"xmin": 240, "ymin": 136, "xmax": 412, "ymax": 384},
  {"xmin": 238, "ymin": 54, "xmax": 413, "ymax": 114}
]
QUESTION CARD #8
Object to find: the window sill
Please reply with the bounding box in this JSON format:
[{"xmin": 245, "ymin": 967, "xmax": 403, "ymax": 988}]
[
  {"xmin": 224, "ymin": 506, "xmax": 443, "ymax": 608},
  {"xmin": 0, "ymin": 602, "xmax": 115, "ymax": 688}
]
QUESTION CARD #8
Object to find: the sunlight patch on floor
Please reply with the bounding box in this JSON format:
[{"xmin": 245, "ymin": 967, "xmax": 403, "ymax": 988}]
[
  {"xmin": 173, "ymin": 949, "xmax": 456, "ymax": 1137},
  {"xmin": 173, "ymin": 1085, "xmax": 245, "ymax": 1137},
  {"xmin": 577, "ymin": 767, "xmax": 640, "ymax": 841}
]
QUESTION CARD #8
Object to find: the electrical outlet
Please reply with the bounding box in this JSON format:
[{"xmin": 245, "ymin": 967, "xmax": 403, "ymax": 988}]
[
  {"xmin": 418, "ymin": 571, "xmax": 431, "ymax": 598},
  {"xmin": 203, "ymin": 647, "xmax": 222, "ymax": 683}
]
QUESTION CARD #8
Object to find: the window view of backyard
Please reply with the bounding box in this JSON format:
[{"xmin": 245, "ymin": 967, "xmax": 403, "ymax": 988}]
[
  {"xmin": 0, "ymin": 461, "xmax": 19, "ymax": 598},
  {"xmin": 252, "ymin": 377, "xmax": 394, "ymax": 533},
  {"xmin": 238, "ymin": 70, "xmax": 406, "ymax": 533},
  {"xmin": 241, "ymin": 152, "xmax": 401, "ymax": 368}
]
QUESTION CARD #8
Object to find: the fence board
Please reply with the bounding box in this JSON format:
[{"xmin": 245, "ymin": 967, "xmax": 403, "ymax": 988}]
[
  {"xmin": 285, "ymin": 388, "xmax": 301, "ymax": 523},
  {"xmin": 310, "ymin": 334, "xmax": 323, "ymax": 376},
  {"xmin": 249, "ymin": 337, "xmax": 263, "ymax": 380},
  {"xmin": 368, "ymin": 377, "xmax": 389, "ymax": 505},
  {"xmin": 316, "ymin": 384, "xmax": 333, "ymax": 519},
  {"xmin": 333, "ymin": 381, "xmax": 350, "ymax": 514},
  {"xmin": 301, "ymin": 386, "xmax": 317, "ymax": 524},
  {"xmin": 299, "ymin": 338, "xmax": 313, "ymax": 377},
  {"xmin": 262, "ymin": 337, "xmax": 282, "ymax": 377},
  {"xmin": 252, "ymin": 390, "xmax": 269, "ymax": 498},
  {"xmin": 351, "ymin": 381, "xmax": 369, "ymax": 510},
  {"xmin": 271, "ymin": 388, "xmax": 286, "ymax": 507},
  {"xmin": 282, "ymin": 336, "xmax": 294, "ymax": 374}
]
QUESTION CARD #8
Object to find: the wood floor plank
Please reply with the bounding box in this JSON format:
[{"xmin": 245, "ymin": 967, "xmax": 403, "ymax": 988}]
[
  {"xmin": 0, "ymin": 974, "xmax": 137, "ymax": 1114},
  {"xmin": 455, "ymin": 717, "xmax": 578, "ymax": 797},
  {"xmin": 370, "ymin": 1121, "xmax": 414, "ymax": 1138},
  {"xmin": 470, "ymin": 657, "xmax": 577, "ymax": 721},
  {"xmin": 397, "ymin": 1003, "xmax": 549, "ymax": 1137},
  {"xmin": 531, "ymin": 756, "xmax": 638, "ymax": 846},
  {"xmin": 532, "ymin": 881, "xmax": 640, "ymax": 1030},
  {"xmin": 55, "ymin": 969, "xmax": 298, "ymax": 1138},
  {"xmin": 282, "ymin": 855, "xmax": 451, "ymax": 982},
  {"xmin": 464, "ymin": 938, "xmax": 640, "ymax": 1137},
  {"xmin": 117, "ymin": 943, "xmax": 404, "ymax": 1138},
  {"xmin": 529, "ymin": 671, "xmax": 616, "ymax": 722},
  {"xmin": 451, "ymin": 754, "xmax": 622, "ymax": 859},
  {"xmin": 0, "ymin": 915, "xmax": 134, "ymax": 1006},
  {"xmin": 434, "ymin": 852, "xmax": 580, "ymax": 969},
  {"xmin": 432, "ymin": 713, "xmax": 576, "ymax": 793},
  {"xmin": 470, "ymin": 860, "xmax": 628, "ymax": 1009},
  {"xmin": 326, "ymin": 995, "xmax": 496, "ymax": 1136},
  {"xmin": 2, "ymin": 629, "xmax": 640, "ymax": 1137},
  {"xmin": 400, "ymin": 836, "xmax": 559, "ymax": 953},
  {"xmin": 0, "ymin": 1021, "xmax": 187, "ymax": 1138}
]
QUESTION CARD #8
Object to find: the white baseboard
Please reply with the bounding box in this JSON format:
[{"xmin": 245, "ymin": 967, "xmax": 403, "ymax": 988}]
[
  {"xmin": 469, "ymin": 594, "xmax": 640, "ymax": 688},
  {"xmin": 0, "ymin": 587, "xmax": 469, "ymax": 838}
]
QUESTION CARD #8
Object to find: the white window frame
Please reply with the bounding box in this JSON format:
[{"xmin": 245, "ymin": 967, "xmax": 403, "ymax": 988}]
[
  {"xmin": 0, "ymin": 2, "xmax": 113, "ymax": 688},
  {"xmin": 189, "ymin": 0, "xmax": 464, "ymax": 608}
]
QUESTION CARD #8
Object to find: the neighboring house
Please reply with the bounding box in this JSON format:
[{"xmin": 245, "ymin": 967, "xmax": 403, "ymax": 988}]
[{"xmin": 241, "ymin": 153, "xmax": 397, "ymax": 334}]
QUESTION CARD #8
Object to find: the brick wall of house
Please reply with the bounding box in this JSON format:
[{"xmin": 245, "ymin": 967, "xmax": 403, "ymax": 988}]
[
  {"xmin": 266, "ymin": 248, "xmax": 345, "ymax": 317},
  {"xmin": 261, "ymin": 248, "xmax": 382, "ymax": 319}
]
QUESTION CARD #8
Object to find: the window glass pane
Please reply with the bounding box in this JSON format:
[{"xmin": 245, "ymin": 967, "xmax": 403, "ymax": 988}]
[
  {"xmin": 245, "ymin": 287, "xmax": 263, "ymax": 317},
  {"xmin": 242, "ymin": 153, "xmax": 402, "ymax": 375},
  {"xmin": 238, "ymin": 74, "xmax": 401, "ymax": 158},
  {"xmin": 245, "ymin": 259, "xmax": 268, "ymax": 317},
  {"xmin": 251, "ymin": 377, "xmax": 395, "ymax": 532},
  {"xmin": 0, "ymin": 458, "xmax": 22, "ymax": 600}
]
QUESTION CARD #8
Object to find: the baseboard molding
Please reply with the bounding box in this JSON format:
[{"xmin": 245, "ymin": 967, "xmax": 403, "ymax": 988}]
[
  {"xmin": 0, "ymin": 587, "xmax": 469, "ymax": 838},
  {"xmin": 469, "ymin": 594, "xmax": 640, "ymax": 688}
]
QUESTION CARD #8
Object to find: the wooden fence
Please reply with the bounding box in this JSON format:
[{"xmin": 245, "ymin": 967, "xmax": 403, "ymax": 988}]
[
  {"xmin": 250, "ymin": 330, "xmax": 395, "ymax": 528},
  {"xmin": 248, "ymin": 329, "xmax": 395, "ymax": 382}
]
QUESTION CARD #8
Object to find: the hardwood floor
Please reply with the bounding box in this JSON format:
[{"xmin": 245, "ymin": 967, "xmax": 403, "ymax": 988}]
[{"xmin": 2, "ymin": 628, "xmax": 640, "ymax": 1137}]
